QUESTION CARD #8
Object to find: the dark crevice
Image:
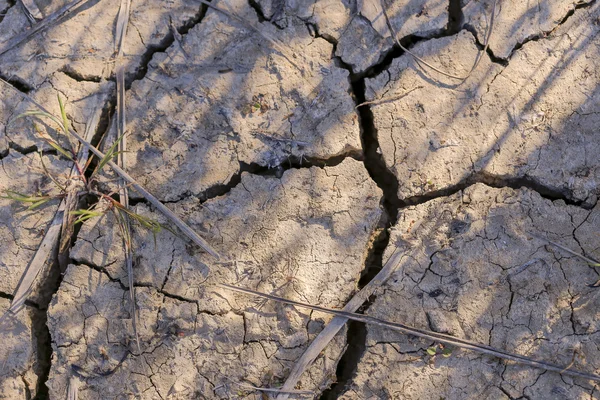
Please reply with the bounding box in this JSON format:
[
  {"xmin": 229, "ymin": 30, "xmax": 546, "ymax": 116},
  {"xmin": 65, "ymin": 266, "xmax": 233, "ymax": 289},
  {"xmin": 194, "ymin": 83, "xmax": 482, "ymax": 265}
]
[
  {"xmin": 31, "ymin": 308, "xmax": 51, "ymax": 400},
  {"xmin": 26, "ymin": 253, "xmax": 62, "ymax": 399},
  {"xmin": 447, "ymin": 0, "xmax": 464, "ymax": 34},
  {"xmin": 0, "ymin": 70, "xmax": 34, "ymax": 93},
  {"xmin": 59, "ymin": 65, "xmax": 102, "ymax": 83},
  {"xmin": 0, "ymin": 0, "xmax": 15, "ymax": 24},
  {"xmin": 125, "ymin": 2, "xmax": 210, "ymax": 89},
  {"xmin": 478, "ymin": 173, "xmax": 595, "ymax": 208},
  {"xmin": 0, "ymin": 290, "xmax": 13, "ymax": 300},
  {"xmin": 351, "ymin": 79, "xmax": 401, "ymax": 222},
  {"xmin": 8, "ymin": 141, "xmax": 40, "ymax": 155},
  {"xmin": 509, "ymin": 0, "xmax": 597, "ymax": 58},
  {"xmin": 82, "ymin": 96, "xmax": 116, "ymax": 181},
  {"xmin": 247, "ymin": 0, "xmax": 268, "ymax": 22},
  {"xmin": 90, "ymin": 97, "xmax": 115, "ymax": 149},
  {"xmin": 29, "ymin": 193, "xmax": 93, "ymax": 399},
  {"xmin": 128, "ymin": 149, "xmax": 363, "ymax": 206},
  {"xmin": 462, "ymin": 24, "xmax": 508, "ymax": 66},
  {"xmin": 312, "ymin": 12, "xmax": 402, "ymax": 221},
  {"xmin": 319, "ymin": 320, "xmax": 367, "ymax": 399},
  {"xmin": 315, "ymin": 32, "xmax": 404, "ymax": 399},
  {"xmin": 357, "ymin": 225, "xmax": 389, "ymax": 288},
  {"xmin": 71, "ymin": 259, "xmax": 128, "ymax": 290},
  {"xmin": 397, "ymin": 171, "xmax": 594, "ymax": 209}
]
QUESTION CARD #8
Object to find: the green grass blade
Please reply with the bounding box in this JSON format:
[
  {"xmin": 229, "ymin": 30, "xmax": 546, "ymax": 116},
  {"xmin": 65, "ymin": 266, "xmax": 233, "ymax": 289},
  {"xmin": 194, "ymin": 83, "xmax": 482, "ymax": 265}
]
[
  {"xmin": 57, "ymin": 94, "xmax": 70, "ymax": 135},
  {"xmin": 27, "ymin": 198, "xmax": 52, "ymax": 210},
  {"xmin": 94, "ymin": 134, "xmax": 127, "ymax": 175},
  {"xmin": 70, "ymin": 209, "xmax": 104, "ymax": 224},
  {"xmin": 41, "ymin": 135, "xmax": 74, "ymax": 160},
  {"xmin": 12, "ymin": 110, "xmax": 65, "ymax": 130}
]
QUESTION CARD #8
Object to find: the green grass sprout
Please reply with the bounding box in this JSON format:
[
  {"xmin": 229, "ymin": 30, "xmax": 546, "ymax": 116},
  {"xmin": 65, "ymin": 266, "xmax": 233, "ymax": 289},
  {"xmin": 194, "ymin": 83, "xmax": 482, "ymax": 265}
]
[{"xmin": 1, "ymin": 190, "xmax": 57, "ymax": 210}]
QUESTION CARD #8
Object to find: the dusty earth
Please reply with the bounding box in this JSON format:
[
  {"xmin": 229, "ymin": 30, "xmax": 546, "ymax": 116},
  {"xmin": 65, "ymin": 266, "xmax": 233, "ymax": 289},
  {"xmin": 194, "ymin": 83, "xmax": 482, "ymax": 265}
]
[{"xmin": 0, "ymin": 0, "xmax": 599, "ymax": 399}]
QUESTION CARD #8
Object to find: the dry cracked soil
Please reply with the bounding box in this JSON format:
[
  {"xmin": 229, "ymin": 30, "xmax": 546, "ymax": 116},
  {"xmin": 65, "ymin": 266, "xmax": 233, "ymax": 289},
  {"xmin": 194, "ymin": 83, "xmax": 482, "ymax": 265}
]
[{"xmin": 0, "ymin": 0, "xmax": 600, "ymax": 399}]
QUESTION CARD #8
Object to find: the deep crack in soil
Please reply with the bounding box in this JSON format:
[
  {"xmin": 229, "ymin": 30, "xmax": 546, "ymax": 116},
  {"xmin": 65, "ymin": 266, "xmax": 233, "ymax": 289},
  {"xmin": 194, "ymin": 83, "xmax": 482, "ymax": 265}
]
[{"xmin": 2, "ymin": 0, "xmax": 600, "ymax": 397}]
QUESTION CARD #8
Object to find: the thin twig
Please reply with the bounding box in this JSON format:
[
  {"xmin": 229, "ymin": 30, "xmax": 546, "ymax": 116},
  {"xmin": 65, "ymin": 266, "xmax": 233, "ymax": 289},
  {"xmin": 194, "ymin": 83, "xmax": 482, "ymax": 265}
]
[
  {"xmin": 529, "ymin": 232, "xmax": 600, "ymax": 265},
  {"xmin": 276, "ymin": 247, "xmax": 405, "ymax": 399},
  {"xmin": 464, "ymin": 0, "xmax": 498, "ymax": 83},
  {"xmin": 18, "ymin": 0, "xmax": 42, "ymax": 23},
  {"xmin": 221, "ymin": 283, "xmax": 600, "ymax": 383},
  {"xmin": 381, "ymin": 0, "xmax": 497, "ymax": 83},
  {"xmin": 114, "ymin": 0, "xmax": 140, "ymax": 353},
  {"xmin": 192, "ymin": 0, "xmax": 302, "ymax": 71},
  {"xmin": 66, "ymin": 376, "xmax": 79, "ymax": 400},
  {"xmin": 356, "ymin": 86, "xmax": 423, "ymax": 108},
  {"xmin": 0, "ymin": 0, "xmax": 90, "ymax": 56},
  {"xmin": 224, "ymin": 377, "xmax": 312, "ymax": 395},
  {"xmin": 0, "ymin": 78, "xmax": 221, "ymax": 260}
]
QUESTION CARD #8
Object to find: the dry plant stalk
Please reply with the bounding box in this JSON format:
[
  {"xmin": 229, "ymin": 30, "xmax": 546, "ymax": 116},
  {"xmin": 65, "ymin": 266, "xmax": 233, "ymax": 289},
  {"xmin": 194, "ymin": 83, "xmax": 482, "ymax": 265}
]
[
  {"xmin": 0, "ymin": 0, "xmax": 89, "ymax": 56},
  {"xmin": 0, "ymin": 99, "xmax": 101, "ymax": 323},
  {"xmin": 276, "ymin": 247, "xmax": 405, "ymax": 399},
  {"xmin": 222, "ymin": 283, "xmax": 600, "ymax": 383},
  {"xmin": 113, "ymin": 0, "xmax": 140, "ymax": 353},
  {"xmin": 0, "ymin": 77, "xmax": 220, "ymax": 259}
]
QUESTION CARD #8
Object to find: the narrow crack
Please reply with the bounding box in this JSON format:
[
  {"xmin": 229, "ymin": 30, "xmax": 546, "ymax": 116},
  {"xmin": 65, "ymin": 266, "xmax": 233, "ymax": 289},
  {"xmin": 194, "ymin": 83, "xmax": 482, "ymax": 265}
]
[
  {"xmin": 71, "ymin": 259, "xmax": 127, "ymax": 290},
  {"xmin": 0, "ymin": 70, "xmax": 34, "ymax": 93},
  {"xmin": 462, "ymin": 24, "xmax": 508, "ymax": 65},
  {"xmin": 247, "ymin": 0, "xmax": 268, "ymax": 23},
  {"xmin": 8, "ymin": 141, "xmax": 41, "ymax": 155},
  {"xmin": 155, "ymin": 287, "xmax": 198, "ymax": 306},
  {"xmin": 315, "ymin": 35, "xmax": 402, "ymax": 399},
  {"xmin": 398, "ymin": 170, "xmax": 595, "ymax": 209},
  {"xmin": 30, "ymin": 195, "xmax": 90, "ymax": 398},
  {"xmin": 307, "ymin": 12, "xmax": 466, "ymax": 82},
  {"xmin": 129, "ymin": 149, "xmax": 363, "ymax": 206},
  {"xmin": 0, "ymin": 290, "xmax": 13, "ymax": 300},
  {"xmin": 499, "ymin": 385, "xmax": 516, "ymax": 400},
  {"xmin": 319, "ymin": 320, "xmax": 367, "ymax": 400},
  {"xmin": 124, "ymin": 2, "xmax": 211, "ymax": 89},
  {"xmin": 59, "ymin": 65, "xmax": 102, "ymax": 83},
  {"xmin": 73, "ymin": 260, "xmax": 199, "ymax": 307},
  {"xmin": 0, "ymin": 0, "xmax": 15, "ymax": 24},
  {"xmin": 30, "ymin": 307, "xmax": 52, "ymax": 400},
  {"xmin": 506, "ymin": 0, "xmax": 598, "ymax": 59},
  {"xmin": 447, "ymin": 0, "xmax": 464, "ymax": 34}
]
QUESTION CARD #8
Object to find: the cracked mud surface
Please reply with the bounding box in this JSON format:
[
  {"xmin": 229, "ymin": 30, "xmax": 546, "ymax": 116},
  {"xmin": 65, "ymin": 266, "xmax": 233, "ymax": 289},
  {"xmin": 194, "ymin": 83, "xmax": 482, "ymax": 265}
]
[
  {"xmin": 341, "ymin": 184, "xmax": 600, "ymax": 399},
  {"xmin": 0, "ymin": 0, "xmax": 599, "ymax": 399},
  {"xmin": 51, "ymin": 159, "xmax": 381, "ymax": 398}
]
